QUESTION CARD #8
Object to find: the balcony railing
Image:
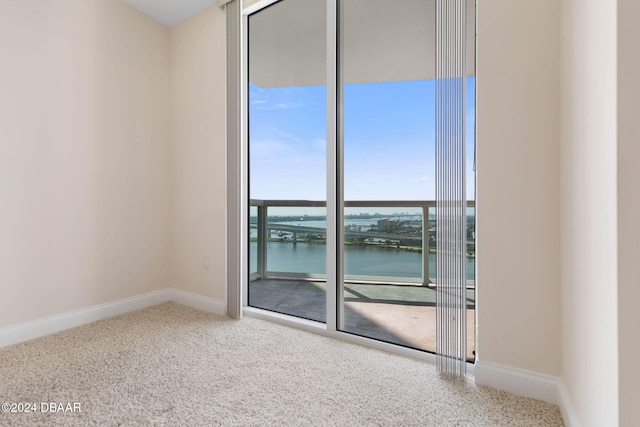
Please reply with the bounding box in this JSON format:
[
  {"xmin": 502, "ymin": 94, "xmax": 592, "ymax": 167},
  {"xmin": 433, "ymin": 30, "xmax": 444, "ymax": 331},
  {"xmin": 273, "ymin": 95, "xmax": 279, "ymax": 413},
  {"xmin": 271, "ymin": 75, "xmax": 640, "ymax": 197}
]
[{"xmin": 250, "ymin": 199, "xmax": 476, "ymax": 287}]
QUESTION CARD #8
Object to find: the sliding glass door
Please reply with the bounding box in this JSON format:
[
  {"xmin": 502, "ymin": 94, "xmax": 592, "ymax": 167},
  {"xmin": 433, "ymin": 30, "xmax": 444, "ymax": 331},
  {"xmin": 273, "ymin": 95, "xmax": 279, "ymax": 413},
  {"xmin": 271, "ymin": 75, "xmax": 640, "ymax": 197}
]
[{"xmin": 245, "ymin": 0, "xmax": 475, "ymax": 360}]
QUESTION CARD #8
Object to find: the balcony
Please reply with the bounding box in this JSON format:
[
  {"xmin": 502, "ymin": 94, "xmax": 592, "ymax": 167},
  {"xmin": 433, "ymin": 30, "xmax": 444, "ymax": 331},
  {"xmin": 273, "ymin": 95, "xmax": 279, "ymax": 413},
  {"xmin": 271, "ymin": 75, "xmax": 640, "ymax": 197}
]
[{"xmin": 249, "ymin": 199, "xmax": 476, "ymax": 361}]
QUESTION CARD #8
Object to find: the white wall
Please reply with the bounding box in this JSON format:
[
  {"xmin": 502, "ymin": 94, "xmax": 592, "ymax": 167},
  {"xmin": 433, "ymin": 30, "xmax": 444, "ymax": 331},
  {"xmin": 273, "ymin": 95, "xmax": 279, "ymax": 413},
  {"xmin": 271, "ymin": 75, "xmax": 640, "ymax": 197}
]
[
  {"xmin": 561, "ymin": 0, "xmax": 619, "ymax": 425},
  {"xmin": 0, "ymin": 0, "xmax": 171, "ymax": 329},
  {"xmin": 170, "ymin": 6, "xmax": 227, "ymax": 301},
  {"xmin": 617, "ymin": 1, "xmax": 640, "ymax": 425},
  {"xmin": 476, "ymin": 0, "xmax": 561, "ymax": 376}
]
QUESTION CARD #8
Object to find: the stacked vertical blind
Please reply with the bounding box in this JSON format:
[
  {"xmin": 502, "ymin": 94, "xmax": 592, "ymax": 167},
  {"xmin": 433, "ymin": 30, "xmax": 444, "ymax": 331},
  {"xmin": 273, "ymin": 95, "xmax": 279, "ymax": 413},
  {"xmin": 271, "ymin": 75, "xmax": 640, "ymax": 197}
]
[
  {"xmin": 222, "ymin": 0, "xmax": 242, "ymax": 319},
  {"xmin": 435, "ymin": 0, "xmax": 468, "ymax": 377}
]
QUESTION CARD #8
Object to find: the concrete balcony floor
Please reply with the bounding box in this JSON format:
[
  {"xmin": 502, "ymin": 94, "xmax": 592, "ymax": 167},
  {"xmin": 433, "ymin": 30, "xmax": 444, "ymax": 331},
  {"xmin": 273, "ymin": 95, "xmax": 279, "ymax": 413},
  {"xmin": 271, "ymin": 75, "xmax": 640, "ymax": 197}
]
[{"xmin": 249, "ymin": 279, "xmax": 475, "ymax": 361}]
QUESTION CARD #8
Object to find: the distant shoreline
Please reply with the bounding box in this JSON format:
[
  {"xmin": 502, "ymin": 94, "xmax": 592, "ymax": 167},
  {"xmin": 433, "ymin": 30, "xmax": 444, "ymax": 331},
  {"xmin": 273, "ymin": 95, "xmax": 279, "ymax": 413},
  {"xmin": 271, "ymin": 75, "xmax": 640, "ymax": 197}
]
[{"xmin": 249, "ymin": 237, "xmax": 476, "ymax": 259}]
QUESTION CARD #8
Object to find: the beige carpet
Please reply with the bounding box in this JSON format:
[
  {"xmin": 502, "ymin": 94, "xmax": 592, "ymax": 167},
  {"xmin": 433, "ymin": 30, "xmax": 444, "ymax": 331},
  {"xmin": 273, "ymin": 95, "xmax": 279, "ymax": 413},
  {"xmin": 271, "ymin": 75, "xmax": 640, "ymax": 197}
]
[{"xmin": 0, "ymin": 303, "xmax": 563, "ymax": 426}]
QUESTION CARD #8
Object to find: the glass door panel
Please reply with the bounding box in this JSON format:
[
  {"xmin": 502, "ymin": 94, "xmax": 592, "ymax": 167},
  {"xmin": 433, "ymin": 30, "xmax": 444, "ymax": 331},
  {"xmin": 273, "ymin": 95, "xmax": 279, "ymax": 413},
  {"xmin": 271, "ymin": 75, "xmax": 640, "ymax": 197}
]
[
  {"xmin": 247, "ymin": 0, "xmax": 327, "ymax": 323},
  {"xmin": 338, "ymin": 0, "xmax": 440, "ymax": 351}
]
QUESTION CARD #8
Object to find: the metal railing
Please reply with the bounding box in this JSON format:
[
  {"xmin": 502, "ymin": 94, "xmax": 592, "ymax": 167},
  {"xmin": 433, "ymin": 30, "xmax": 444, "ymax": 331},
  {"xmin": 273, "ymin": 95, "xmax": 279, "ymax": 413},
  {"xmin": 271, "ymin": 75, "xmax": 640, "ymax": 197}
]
[{"xmin": 250, "ymin": 199, "xmax": 475, "ymax": 287}]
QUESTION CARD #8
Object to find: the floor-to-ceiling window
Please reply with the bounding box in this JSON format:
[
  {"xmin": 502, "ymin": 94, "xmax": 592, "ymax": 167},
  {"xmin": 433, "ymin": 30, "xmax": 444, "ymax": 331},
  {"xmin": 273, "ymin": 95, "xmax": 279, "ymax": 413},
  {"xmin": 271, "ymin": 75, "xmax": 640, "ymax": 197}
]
[{"xmin": 245, "ymin": 0, "xmax": 475, "ymax": 360}]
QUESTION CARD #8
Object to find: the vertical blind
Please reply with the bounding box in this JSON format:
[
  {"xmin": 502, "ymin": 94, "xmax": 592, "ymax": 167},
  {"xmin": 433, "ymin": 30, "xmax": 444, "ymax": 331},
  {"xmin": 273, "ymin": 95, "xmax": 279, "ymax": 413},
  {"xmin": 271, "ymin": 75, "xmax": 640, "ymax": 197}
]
[{"xmin": 435, "ymin": 0, "xmax": 468, "ymax": 377}]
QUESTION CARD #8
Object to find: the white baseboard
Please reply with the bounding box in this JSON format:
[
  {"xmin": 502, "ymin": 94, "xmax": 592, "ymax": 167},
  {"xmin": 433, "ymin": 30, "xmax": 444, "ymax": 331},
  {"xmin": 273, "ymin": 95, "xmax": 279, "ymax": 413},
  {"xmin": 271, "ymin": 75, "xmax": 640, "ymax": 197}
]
[
  {"xmin": 474, "ymin": 361, "xmax": 582, "ymax": 427},
  {"xmin": 557, "ymin": 379, "xmax": 582, "ymax": 427},
  {"xmin": 0, "ymin": 288, "xmax": 226, "ymax": 349},
  {"xmin": 474, "ymin": 361, "xmax": 559, "ymax": 404},
  {"xmin": 168, "ymin": 288, "xmax": 226, "ymax": 315}
]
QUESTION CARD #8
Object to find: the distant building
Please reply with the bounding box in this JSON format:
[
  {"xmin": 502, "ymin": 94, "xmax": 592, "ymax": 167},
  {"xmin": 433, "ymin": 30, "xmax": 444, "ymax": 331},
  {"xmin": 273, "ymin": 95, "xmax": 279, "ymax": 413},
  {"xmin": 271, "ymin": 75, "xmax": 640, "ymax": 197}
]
[{"xmin": 377, "ymin": 218, "xmax": 395, "ymax": 232}]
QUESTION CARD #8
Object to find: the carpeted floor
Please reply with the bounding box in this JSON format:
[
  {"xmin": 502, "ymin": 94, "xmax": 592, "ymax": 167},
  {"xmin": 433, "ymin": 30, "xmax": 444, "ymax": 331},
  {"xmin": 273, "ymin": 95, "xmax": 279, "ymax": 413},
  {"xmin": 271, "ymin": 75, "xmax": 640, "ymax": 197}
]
[{"xmin": 0, "ymin": 302, "xmax": 563, "ymax": 426}]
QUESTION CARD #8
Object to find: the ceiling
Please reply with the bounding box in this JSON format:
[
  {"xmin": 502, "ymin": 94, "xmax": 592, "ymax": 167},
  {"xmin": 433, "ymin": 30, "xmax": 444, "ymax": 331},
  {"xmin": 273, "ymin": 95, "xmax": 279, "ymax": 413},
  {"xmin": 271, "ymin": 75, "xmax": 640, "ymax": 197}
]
[{"xmin": 120, "ymin": 0, "xmax": 218, "ymax": 28}]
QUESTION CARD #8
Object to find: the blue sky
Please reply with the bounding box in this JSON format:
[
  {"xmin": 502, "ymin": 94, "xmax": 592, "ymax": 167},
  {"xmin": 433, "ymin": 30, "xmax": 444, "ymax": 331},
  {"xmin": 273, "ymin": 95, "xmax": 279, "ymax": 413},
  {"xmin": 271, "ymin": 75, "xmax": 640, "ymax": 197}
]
[{"xmin": 249, "ymin": 78, "xmax": 475, "ymax": 203}]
